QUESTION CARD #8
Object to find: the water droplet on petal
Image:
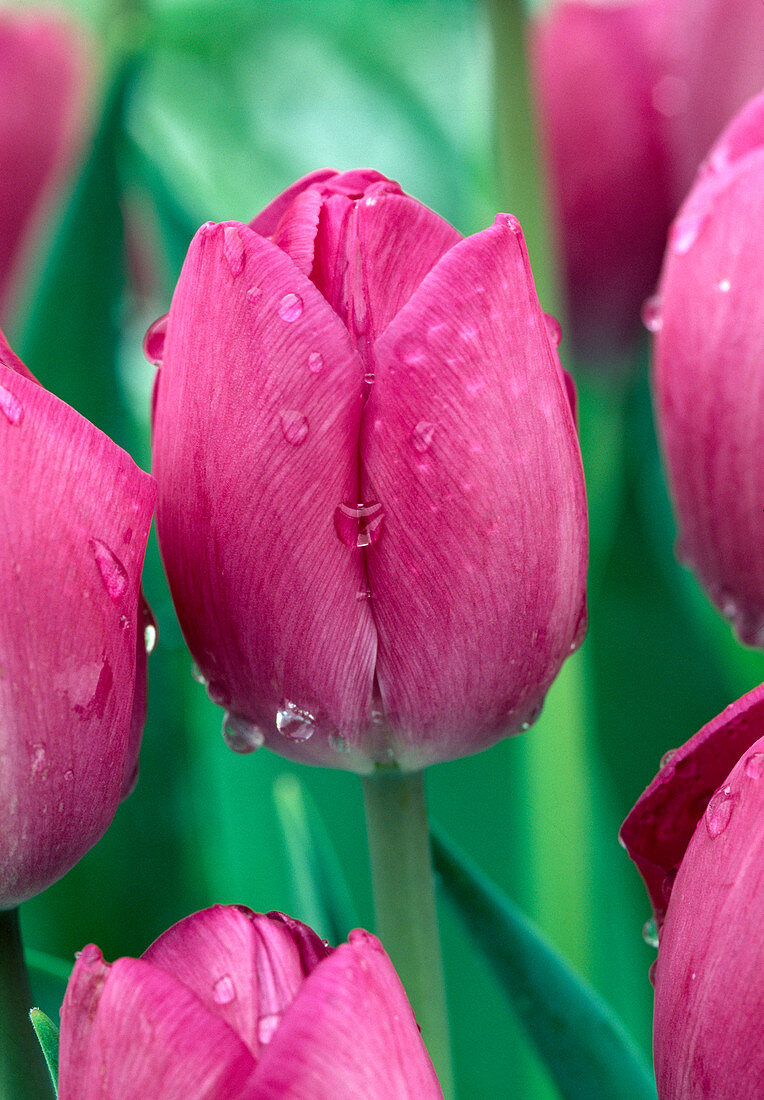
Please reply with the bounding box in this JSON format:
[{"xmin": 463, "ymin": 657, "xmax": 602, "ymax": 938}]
[
  {"xmin": 246, "ymin": 285, "xmax": 262, "ymax": 303},
  {"xmin": 660, "ymin": 748, "xmax": 676, "ymax": 768},
  {"xmin": 212, "ymin": 974, "xmax": 236, "ymax": 1005},
  {"xmin": 642, "ymin": 916, "xmax": 659, "ymax": 949},
  {"xmin": 705, "ymin": 785, "xmax": 736, "ymax": 838},
  {"xmin": 641, "ymin": 295, "xmax": 663, "ymax": 333},
  {"xmin": 308, "ymin": 351, "xmax": 324, "ymax": 373},
  {"xmin": 222, "ymin": 712, "xmax": 265, "ymax": 754},
  {"xmin": 278, "ymin": 293, "xmax": 303, "ymax": 322},
  {"xmin": 543, "ymin": 313, "xmax": 562, "ymax": 347},
  {"xmin": 276, "ymin": 700, "xmax": 316, "ymax": 742},
  {"xmin": 279, "ymin": 410, "xmax": 309, "ymax": 446},
  {"xmin": 64, "ymin": 769, "xmax": 74, "ymax": 782},
  {"xmin": 0, "ymin": 382, "xmax": 23, "ymax": 425},
  {"xmin": 333, "ymin": 501, "xmax": 385, "ymax": 548},
  {"xmin": 223, "ymin": 226, "xmax": 246, "ymax": 276},
  {"xmin": 411, "ymin": 421, "xmax": 435, "ymax": 454},
  {"xmin": 191, "ymin": 663, "xmax": 207, "ymax": 685},
  {"xmin": 142, "ymin": 314, "xmax": 168, "ymax": 366},
  {"xmin": 257, "ymin": 1012, "xmax": 281, "ymax": 1044},
  {"xmin": 745, "ymin": 752, "xmax": 764, "ymax": 780},
  {"xmin": 207, "ymin": 680, "xmax": 229, "ymax": 707},
  {"xmin": 356, "ymin": 586, "xmax": 372, "ymax": 601},
  {"xmin": 717, "ymin": 278, "xmax": 731, "ymax": 293},
  {"xmin": 90, "ymin": 539, "xmax": 129, "ymax": 601},
  {"xmin": 141, "ymin": 602, "xmax": 158, "ymax": 654},
  {"xmin": 363, "ymin": 370, "xmax": 375, "ymax": 386}
]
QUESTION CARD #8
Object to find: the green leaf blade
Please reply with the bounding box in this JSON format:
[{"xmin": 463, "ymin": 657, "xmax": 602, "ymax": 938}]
[{"xmin": 29, "ymin": 1009, "xmax": 59, "ymax": 1097}]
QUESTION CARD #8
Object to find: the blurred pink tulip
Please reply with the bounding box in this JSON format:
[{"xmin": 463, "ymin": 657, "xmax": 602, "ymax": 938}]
[
  {"xmin": 531, "ymin": 0, "xmax": 764, "ymax": 360},
  {"xmin": 621, "ymin": 682, "xmax": 764, "ymax": 1099},
  {"xmin": 151, "ymin": 169, "xmax": 588, "ymax": 773},
  {"xmin": 0, "ymin": 329, "xmax": 156, "ymax": 908},
  {"xmin": 58, "ymin": 905, "xmax": 443, "ymax": 1099},
  {"xmin": 652, "ymin": 91, "xmax": 764, "ymax": 647},
  {"xmin": 0, "ymin": 8, "xmax": 90, "ymax": 320}
]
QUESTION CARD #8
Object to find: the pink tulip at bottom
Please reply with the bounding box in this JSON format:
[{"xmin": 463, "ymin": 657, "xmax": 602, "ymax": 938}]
[
  {"xmin": 151, "ymin": 169, "xmax": 588, "ymax": 773},
  {"xmin": 621, "ymin": 683, "xmax": 764, "ymax": 1099},
  {"xmin": 57, "ymin": 905, "xmax": 443, "ymax": 1099},
  {"xmin": 0, "ymin": 330, "xmax": 155, "ymax": 907}
]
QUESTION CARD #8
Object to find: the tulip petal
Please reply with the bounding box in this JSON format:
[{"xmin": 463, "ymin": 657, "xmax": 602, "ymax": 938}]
[
  {"xmin": 58, "ymin": 946, "xmax": 259, "ymax": 1099},
  {"xmin": 249, "ymin": 169, "xmax": 338, "ymax": 236},
  {"xmin": 143, "ymin": 905, "xmax": 330, "ymax": 1059},
  {"xmin": 0, "ymin": 359, "xmax": 155, "ymax": 907},
  {"xmin": 620, "ymin": 681, "xmax": 764, "ymax": 927},
  {"xmin": 361, "ymin": 214, "xmax": 588, "ymax": 767},
  {"xmin": 153, "ymin": 221, "xmax": 377, "ymax": 768},
  {"xmin": 251, "ymin": 929, "xmax": 442, "ymax": 1099},
  {"xmin": 652, "ymin": 730, "xmax": 764, "ymax": 1099}
]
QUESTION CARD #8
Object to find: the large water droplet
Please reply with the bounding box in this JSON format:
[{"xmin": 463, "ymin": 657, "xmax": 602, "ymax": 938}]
[
  {"xmin": 411, "ymin": 421, "xmax": 435, "ymax": 454},
  {"xmin": 333, "ymin": 501, "xmax": 385, "ymax": 548},
  {"xmin": 308, "ymin": 351, "xmax": 324, "ymax": 373},
  {"xmin": 642, "ymin": 916, "xmax": 659, "ymax": 949},
  {"xmin": 223, "ymin": 226, "xmax": 245, "ymax": 276},
  {"xmin": 0, "ymin": 381, "xmax": 24, "ymax": 425},
  {"xmin": 142, "ymin": 602, "xmax": 158, "ymax": 654},
  {"xmin": 90, "ymin": 539, "xmax": 129, "ymax": 601},
  {"xmin": 543, "ymin": 313, "xmax": 562, "ymax": 348},
  {"xmin": 257, "ymin": 1012, "xmax": 281, "ymax": 1044},
  {"xmin": 705, "ymin": 785, "xmax": 736, "ymax": 838},
  {"xmin": 212, "ymin": 974, "xmax": 236, "ymax": 1005},
  {"xmin": 641, "ymin": 295, "xmax": 663, "ymax": 333},
  {"xmin": 222, "ymin": 712, "xmax": 265, "ymax": 754},
  {"xmin": 745, "ymin": 752, "xmax": 764, "ymax": 780},
  {"xmin": 142, "ymin": 314, "xmax": 168, "ymax": 366},
  {"xmin": 276, "ymin": 700, "xmax": 316, "ymax": 742},
  {"xmin": 279, "ymin": 410, "xmax": 309, "ymax": 446},
  {"xmin": 191, "ymin": 663, "xmax": 207, "ymax": 685},
  {"xmin": 278, "ymin": 293, "xmax": 303, "ymax": 322}
]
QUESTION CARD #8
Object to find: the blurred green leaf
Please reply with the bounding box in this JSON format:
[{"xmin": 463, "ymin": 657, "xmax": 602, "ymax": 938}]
[
  {"xmin": 433, "ymin": 828, "xmax": 657, "ymax": 1100},
  {"xmin": 29, "ymin": 1009, "xmax": 59, "ymax": 1096}
]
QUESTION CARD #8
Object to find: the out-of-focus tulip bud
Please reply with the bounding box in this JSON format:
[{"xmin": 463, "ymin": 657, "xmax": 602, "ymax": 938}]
[
  {"xmin": 150, "ymin": 169, "xmax": 588, "ymax": 773},
  {"xmin": 620, "ymin": 683, "xmax": 764, "ymax": 1100},
  {"xmin": 0, "ymin": 9, "xmax": 90, "ymax": 320},
  {"xmin": 58, "ymin": 905, "xmax": 443, "ymax": 1099},
  {"xmin": 651, "ymin": 91, "xmax": 764, "ymax": 647},
  {"xmin": 0, "ymin": 330, "xmax": 156, "ymax": 909}
]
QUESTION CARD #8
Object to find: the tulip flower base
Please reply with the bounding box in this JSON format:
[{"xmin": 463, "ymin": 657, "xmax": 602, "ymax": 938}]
[{"xmin": 0, "ymin": 908, "xmax": 55, "ymax": 1100}]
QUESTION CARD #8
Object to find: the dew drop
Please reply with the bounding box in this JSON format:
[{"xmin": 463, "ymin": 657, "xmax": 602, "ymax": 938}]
[
  {"xmin": 641, "ymin": 295, "xmax": 663, "ymax": 333},
  {"xmin": 705, "ymin": 785, "xmax": 736, "ymax": 838},
  {"xmin": 276, "ymin": 700, "xmax": 316, "ymax": 742},
  {"xmin": 212, "ymin": 974, "xmax": 236, "ymax": 1005},
  {"xmin": 308, "ymin": 351, "xmax": 324, "ymax": 373},
  {"xmin": 0, "ymin": 381, "xmax": 24, "ymax": 425},
  {"xmin": 246, "ymin": 285, "xmax": 262, "ymax": 304},
  {"xmin": 333, "ymin": 501, "xmax": 385, "ymax": 548},
  {"xmin": 278, "ymin": 293, "xmax": 303, "ymax": 322},
  {"xmin": 223, "ymin": 226, "xmax": 246, "ymax": 276},
  {"xmin": 642, "ymin": 916, "xmax": 659, "ymax": 949},
  {"xmin": 543, "ymin": 313, "xmax": 562, "ymax": 348},
  {"xmin": 142, "ymin": 602, "xmax": 158, "ymax": 654},
  {"xmin": 279, "ymin": 410, "xmax": 309, "ymax": 446},
  {"xmin": 363, "ymin": 370, "xmax": 375, "ymax": 386},
  {"xmin": 660, "ymin": 748, "xmax": 676, "ymax": 768},
  {"xmin": 411, "ymin": 421, "xmax": 435, "ymax": 454},
  {"xmin": 191, "ymin": 663, "xmax": 207, "ymax": 685},
  {"xmin": 90, "ymin": 539, "xmax": 129, "ymax": 601},
  {"xmin": 717, "ymin": 278, "xmax": 731, "ymax": 293},
  {"xmin": 64, "ymin": 769, "xmax": 74, "ymax": 782},
  {"xmin": 257, "ymin": 1012, "xmax": 281, "ymax": 1044},
  {"xmin": 142, "ymin": 314, "xmax": 168, "ymax": 366},
  {"xmin": 222, "ymin": 712, "xmax": 265, "ymax": 754},
  {"xmin": 356, "ymin": 586, "xmax": 372, "ymax": 601},
  {"xmin": 745, "ymin": 752, "xmax": 764, "ymax": 780}
]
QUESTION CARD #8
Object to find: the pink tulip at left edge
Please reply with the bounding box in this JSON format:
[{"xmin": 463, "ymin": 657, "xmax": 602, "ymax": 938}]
[
  {"xmin": 57, "ymin": 905, "xmax": 443, "ymax": 1099},
  {"xmin": 0, "ymin": 329, "xmax": 156, "ymax": 908},
  {"xmin": 621, "ymin": 683, "xmax": 764, "ymax": 1099},
  {"xmin": 0, "ymin": 8, "xmax": 89, "ymax": 320}
]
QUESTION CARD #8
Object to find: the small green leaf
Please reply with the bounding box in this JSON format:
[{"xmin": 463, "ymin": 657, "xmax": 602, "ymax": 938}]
[
  {"xmin": 432, "ymin": 827, "xmax": 657, "ymax": 1100},
  {"xmin": 29, "ymin": 1009, "xmax": 59, "ymax": 1097}
]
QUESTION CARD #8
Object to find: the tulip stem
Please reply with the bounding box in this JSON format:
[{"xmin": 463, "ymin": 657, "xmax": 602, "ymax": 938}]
[
  {"xmin": 362, "ymin": 770, "xmax": 454, "ymax": 1098},
  {"xmin": 0, "ymin": 908, "xmax": 55, "ymax": 1099}
]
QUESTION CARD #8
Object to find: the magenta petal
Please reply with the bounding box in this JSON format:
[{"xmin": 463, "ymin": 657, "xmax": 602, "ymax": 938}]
[
  {"xmin": 620, "ymin": 682, "xmax": 764, "ymax": 928},
  {"xmin": 249, "ymin": 169, "xmax": 339, "ymax": 236},
  {"xmin": 152, "ymin": 221, "xmax": 377, "ymax": 768},
  {"xmin": 143, "ymin": 905, "xmax": 330, "ymax": 1059},
  {"xmin": 361, "ymin": 215, "xmax": 588, "ymax": 767},
  {"xmin": 58, "ymin": 949, "xmax": 259, "ymax": 1100},
  {"xmin": 251, "ymin": 930, "xmax": 442, "ymax": 1099},
  {"xmin": 652, "ymin": 730, "xmax": 764, "ymax": 1099},
  {"xmin": 271, "ymin": 187, "xmax": 325, "ymax": 276},
  {"xmin": 0, "ymin": 362, "xmax": 156, "ymax": 908}
]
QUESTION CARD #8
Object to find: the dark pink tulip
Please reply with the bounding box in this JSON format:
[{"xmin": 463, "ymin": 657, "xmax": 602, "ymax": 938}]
[
  {"xmin": 621, "ymin": 683, "xmax": 764, "ymax": 1099},
  {"xmin": 0, "ymin": 330, "xmax": 156, "ymax": 908},
  {"xmin": 652, "ymin": 91, "xmax": 764, "ymax": 647},
  {"xmin": 58, "ymin": 905, "xmax": 443, "ymax": 1099},
  {"xmin": 0, "ymin": 9, "xmax": 89, "ymax": 319},
  {"xmin": 151, "ymin": 169, "xmax": 588, "ymax": 772}
]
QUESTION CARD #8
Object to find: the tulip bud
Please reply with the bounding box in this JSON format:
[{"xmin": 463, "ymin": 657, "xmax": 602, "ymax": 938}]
[
  {"xmin": 151, "ymin": 169, "xmax": 588, "ymax": 772},
  {"xmin": 652, "ymin": 91, "xmax": 764, "ymax": 647},
  {"xmin": 0, "ymin": 330, "xmax": 156, "ymax": 908},
  {"xmin": 620, "ymin": 683, "xmax": 764, "ymax": 1099},
  {"xmin": 58, "ymin": 905, "xmax": 443, "ymax": 1099}
]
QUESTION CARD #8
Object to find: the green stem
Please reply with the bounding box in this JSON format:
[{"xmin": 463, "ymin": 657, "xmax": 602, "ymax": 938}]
[
  {"xmin": 0, "ymin": 909, "xmax": 55, "ymax": 1099},
  {"xmin": 362, "ymin": 771, "xmax": 454, "ymax": 1099}
]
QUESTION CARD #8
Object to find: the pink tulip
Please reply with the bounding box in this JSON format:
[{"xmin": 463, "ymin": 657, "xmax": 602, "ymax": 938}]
[
  {"xmin": 0, "ymin": 329, "xmax": 156, "ymax": 908},
  {"xmin": 151, "ymin": 169, "xmax": 588, "ymax": 772},
  {"xmin": 620, "ymin": 682, "xmax": 764, "ymax": 1099},
  {"xmin": 652, "ymin": 91, "xmax": 764, "ymax": 647},
  {"xmin": 0, "ymin": 9, "xmax": 89, "ymax": 320},
  {"xmin": 58, "ymin": 905, "xmax": 443, "ymax": 1099}
]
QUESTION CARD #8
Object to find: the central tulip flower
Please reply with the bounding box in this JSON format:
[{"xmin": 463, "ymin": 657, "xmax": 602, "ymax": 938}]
[
  {"xmin": 57, "ymin": 905, "xmax": 443, "ymax": 1098},
  {"xmin": 152, "ymin": 169, "xmax": 587, "ymax": 772}
]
